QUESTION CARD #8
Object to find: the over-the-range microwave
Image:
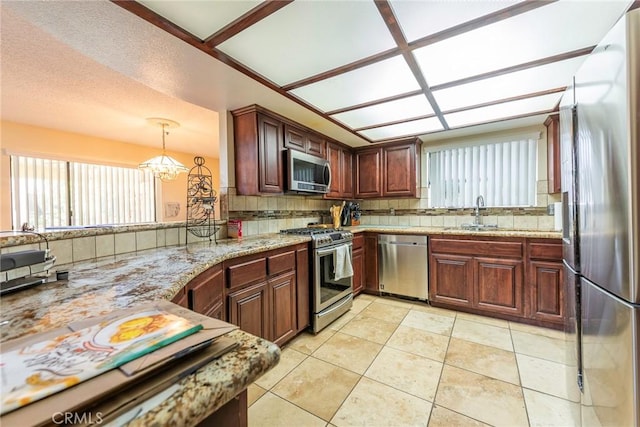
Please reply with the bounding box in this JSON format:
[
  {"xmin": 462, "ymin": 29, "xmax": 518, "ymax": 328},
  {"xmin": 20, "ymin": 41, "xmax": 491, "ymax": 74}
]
[{"xmin": 286, "ymin": 149, "xmax": 331, "ymax": 194}]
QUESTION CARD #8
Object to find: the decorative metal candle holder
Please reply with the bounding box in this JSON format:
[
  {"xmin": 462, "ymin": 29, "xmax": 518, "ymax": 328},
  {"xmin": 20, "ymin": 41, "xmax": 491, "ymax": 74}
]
[{"xmin": 186, "ymin": 156, "xmax": 219, "ymax": 242}]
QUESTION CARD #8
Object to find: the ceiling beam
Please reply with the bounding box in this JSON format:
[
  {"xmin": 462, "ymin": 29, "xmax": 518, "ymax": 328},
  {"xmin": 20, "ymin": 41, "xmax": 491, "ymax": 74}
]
[
  {"xmin": 281, "ymin": 48, "xmax": 400, "ymax": 91},
  {"xmin": 353, "ymin": 87, "xmax": 565, "ymax": 132},
  {"xmin": 441, "ymin": 87, "xmax": 566, "ymax": 115},
  {"xmin": 354, "ymin": 113, "xmax": 437, "ymax": 132},
  {"xmin": 409, "ymin": 0, "xmax": 557, "ymax": 50},
  {"xmin": 282, "ymin": 0, "xmax": 558, "ymax": 93},
  {"xmin": 430, "ymin": 46, "xmax": 595, "ymax": 91},
  {"xmin": 374, "ymin": 0, "xmax": 449, "ymax": 130},
  {"xmin": 325, "ymin": 90, "xmax": 424, "ymax": 116},
  {"xmin": 110, "ymin": 0, "xmax": 375, "ymax": 144},
  {"xmin": 203, "ymin": 1, "xmax": 293, "ymax": 47}
]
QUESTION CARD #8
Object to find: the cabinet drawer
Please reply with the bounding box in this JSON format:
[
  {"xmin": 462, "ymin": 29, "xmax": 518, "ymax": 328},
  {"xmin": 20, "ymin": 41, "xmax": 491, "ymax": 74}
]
[
  {"xmin": 431, "ymin": 239, "xmax": 523, "ymax": 258},
  {"xmin": 352, "ymin": 234, "xmax": 364, "ymax": 250},
  {"xmin": 529, "ymin": 242, "xmax": 562, "ymax": 261},
  {"xmin": 268, "ymin": 251, "xmax": 295, "ymax": 276},
  {"xmin": 227, "ymin": 258, "xmax": 267, "ymax": 289},
  {"xmin": 189, "ymin": 265, "xmax": 223, "ymax": 315}
]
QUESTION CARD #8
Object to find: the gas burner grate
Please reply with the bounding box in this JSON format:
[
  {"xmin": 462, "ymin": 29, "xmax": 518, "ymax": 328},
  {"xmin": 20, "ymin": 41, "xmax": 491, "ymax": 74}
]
[{"xmin": 279, "ymin": 228, "xmax": 340, "ymax": 236}]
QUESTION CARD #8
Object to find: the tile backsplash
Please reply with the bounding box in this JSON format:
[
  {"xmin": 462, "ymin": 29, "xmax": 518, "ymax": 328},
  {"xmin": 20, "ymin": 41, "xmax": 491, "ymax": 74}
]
[
  {"xmin": 225, "ymin": 180, "xmax": 561, "ymax": 237},
  {"xmin": 0, "ymin": 223, "xmax": 214, "ymax": 267}
]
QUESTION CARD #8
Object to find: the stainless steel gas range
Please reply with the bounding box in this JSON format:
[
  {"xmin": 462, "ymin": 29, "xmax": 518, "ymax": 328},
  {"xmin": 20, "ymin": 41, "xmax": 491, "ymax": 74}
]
[{"xmin": 280, "ymin": 227, "xmax": 354, "ymax": 332}]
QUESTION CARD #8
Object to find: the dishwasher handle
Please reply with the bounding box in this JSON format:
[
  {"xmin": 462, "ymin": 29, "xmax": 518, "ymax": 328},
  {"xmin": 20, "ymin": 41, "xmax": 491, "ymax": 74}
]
[{"xmin": 378, "ymin": 241, "xmax": 427, "ymax": 247}]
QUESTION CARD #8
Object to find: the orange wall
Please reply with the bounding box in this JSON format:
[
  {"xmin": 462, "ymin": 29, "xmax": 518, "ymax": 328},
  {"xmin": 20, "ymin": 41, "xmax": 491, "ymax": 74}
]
[{"xmin": 0, "ymin": 121, "xmax": 219, "ymax": 230}]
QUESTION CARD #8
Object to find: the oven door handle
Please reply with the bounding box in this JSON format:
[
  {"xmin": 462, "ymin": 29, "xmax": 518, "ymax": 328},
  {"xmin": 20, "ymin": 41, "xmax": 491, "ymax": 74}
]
[{"xmin": 316, "ymin": 243, "xmax": 351, "ymax": 257}]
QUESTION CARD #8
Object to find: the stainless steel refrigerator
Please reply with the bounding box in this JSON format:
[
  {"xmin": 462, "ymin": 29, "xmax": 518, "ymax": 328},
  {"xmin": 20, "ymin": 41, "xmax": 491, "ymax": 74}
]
[{"xmin": 561, "ymin": 7, "xmax": 639, "ymax": 426}]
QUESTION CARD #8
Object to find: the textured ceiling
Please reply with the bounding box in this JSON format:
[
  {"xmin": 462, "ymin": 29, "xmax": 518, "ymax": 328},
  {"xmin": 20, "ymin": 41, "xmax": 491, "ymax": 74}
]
[{"xmin": 0, "ymin": 0, "xmax": 634, "ymax": 158}]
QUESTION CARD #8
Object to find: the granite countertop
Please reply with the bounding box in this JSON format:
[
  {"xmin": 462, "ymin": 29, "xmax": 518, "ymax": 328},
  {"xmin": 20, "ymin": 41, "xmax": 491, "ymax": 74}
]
[
  {"xmin": 347, "ymin": 225, "xmax": 562, "ymax": 239},
  {"xmin": 0, "ymin": 225, "xmax": 558, "ymax": 423},
  {"xmin": 0, "ymin": 233, "xmax": 309, "ymax": 425}
]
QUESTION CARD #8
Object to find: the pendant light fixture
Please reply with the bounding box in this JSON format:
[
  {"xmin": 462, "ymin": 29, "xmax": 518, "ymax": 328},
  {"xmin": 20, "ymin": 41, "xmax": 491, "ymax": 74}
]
[{"xmin": 139, "ymin": 118, "xmax": 189, "ymax": 181}]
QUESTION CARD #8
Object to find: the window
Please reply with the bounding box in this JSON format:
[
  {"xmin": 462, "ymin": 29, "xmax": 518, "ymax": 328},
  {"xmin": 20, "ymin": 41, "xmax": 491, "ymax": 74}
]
[
  {"xmin": 10, "ymin": 155, "xmax": 156, "ymax": 229},
  {"xmin": 428, "ymin": 137, "xmax": 537, "ymax": 208}
]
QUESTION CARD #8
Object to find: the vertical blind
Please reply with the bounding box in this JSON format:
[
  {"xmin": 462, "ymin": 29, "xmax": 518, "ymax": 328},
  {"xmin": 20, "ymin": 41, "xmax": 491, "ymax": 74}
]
[
  {"xmin": 428, "ymin": 138, "xmax": 537, "ymax": 208},
  {"xmin": 10, "ymin": 156, "xmax": 69, "ymax": 230},
  {"xmin": 10, "ymin": 155, "xmax": 156, "ymax": 229}
]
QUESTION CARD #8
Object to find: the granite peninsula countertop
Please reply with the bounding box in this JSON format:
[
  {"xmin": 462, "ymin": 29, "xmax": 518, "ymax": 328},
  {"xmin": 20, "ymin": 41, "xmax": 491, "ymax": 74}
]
[
  {"xmin": 0, "ymin": 225, "xmax": 559, "ymax": 423},
  {"xmin": 0, "ymin": 233, "xmax": 309, "ymax": 426}
]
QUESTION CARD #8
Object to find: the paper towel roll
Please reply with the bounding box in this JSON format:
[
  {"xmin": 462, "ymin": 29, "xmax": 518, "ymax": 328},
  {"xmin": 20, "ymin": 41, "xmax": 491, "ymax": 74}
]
[{"xmin": 554, "ymin": 202, "xmax": 562, "ymax": 231}]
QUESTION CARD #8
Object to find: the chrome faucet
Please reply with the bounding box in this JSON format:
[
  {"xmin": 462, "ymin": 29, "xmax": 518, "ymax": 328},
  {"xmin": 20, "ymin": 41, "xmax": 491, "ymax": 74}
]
[{"xmin": 474, "ymin": 195, "xmax": 485, "ymax": 225}]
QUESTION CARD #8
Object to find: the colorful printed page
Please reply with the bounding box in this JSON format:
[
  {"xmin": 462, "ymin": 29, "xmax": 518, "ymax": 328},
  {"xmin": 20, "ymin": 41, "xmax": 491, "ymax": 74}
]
[{"xmin": 0, "ymin": 310, "xmax": 202, "ymax": 415}]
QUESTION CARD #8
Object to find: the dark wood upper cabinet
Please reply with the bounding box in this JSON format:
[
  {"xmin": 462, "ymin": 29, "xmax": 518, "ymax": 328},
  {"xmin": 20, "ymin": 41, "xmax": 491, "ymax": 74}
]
[
  {"xmin": 232, "ymin": 105, "xmax": 419, "ymax": 199},
  {"xmin": 232, "ymin": 106, "xmax": 284, "ymax": 195},
  {"xmin": 307, "ymin": 133, "xmax": 326, "ymax": 158},
  {"xmin": 284, "ymin": 124, "xmax": 326, "ymax": 158},
  {"xmin": 325, "ymin": 141, "xmax": 354, "ymax": 200},
  {"xmin": 355, "ymin": 148, "xmax": 382, "ymax": 198},
  {"xmin": 284, "ymin": 124, "xmax": 306, "ymax": 152},
  {"xmin": 355, "ymin": 139, "xmax": 420, "ymax": 198},
  {"xmin": 545, "ymin": 115, "xmax": 561, "ymax": 194},
  {"xmin": 383, "ymin": 143, "xmax": 417, "ymax": 197}
]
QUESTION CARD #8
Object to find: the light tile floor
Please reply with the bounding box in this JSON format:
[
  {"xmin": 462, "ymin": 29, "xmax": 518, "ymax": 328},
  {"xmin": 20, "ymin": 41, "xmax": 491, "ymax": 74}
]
[{"xmin": 248, "ymin": 295, "xmax": 580, "ymax": 426}]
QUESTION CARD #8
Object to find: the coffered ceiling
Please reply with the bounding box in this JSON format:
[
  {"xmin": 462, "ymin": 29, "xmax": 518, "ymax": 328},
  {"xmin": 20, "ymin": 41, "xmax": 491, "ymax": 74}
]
[
  {"xmin": 1, "ymin": 0, "xmax": 635, "ymax": 157},
  {"xmin": 122, "ymin": 0, "xmax": 633, "ymax": 144}
]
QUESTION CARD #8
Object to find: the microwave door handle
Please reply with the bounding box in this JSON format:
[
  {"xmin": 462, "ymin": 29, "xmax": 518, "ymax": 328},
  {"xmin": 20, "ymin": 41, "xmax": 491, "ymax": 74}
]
[{"xmin": 324, "ymin": 164, "xmax": 332, "ymax": 189}]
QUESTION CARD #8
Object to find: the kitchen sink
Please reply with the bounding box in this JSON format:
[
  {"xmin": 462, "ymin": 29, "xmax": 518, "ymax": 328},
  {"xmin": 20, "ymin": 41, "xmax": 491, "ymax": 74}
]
[{"xmin": 459, "ymin": 224, "xmax": 499, "ymax": 231}]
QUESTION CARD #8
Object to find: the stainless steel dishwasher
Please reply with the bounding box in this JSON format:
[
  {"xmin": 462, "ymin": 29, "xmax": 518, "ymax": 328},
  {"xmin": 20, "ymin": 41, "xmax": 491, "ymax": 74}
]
[{"xmin": 378, "ymin": 234, "xmax": 428, "ymax": 300}]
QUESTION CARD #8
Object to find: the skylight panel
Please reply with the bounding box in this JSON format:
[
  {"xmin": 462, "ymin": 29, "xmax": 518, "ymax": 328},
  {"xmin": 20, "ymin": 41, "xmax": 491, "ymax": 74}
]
[
  {"xmin": 444, "ymin": 93, "xmax": 561, "ymax": 128},
  {"xmin": 358, "ymin": 117, "xmax": 443, "ymax": 141},
  {"xmin": 139, "ymin": 1, "xmax": 260, "ymax": 40},
  {"xmin": 390, "ymin": 0, "xmax": 521, "ymax": 43},
  {"xmin": 217, "ymin": 1, "xmax": 396, "ymax": 86},
  {"xmin": 434, "ymin": 56, "xmax": 585, "ymax": 111},
  {"xmin": 413, "ymin": 1, "xmax": 629, "ymax": 86},
  {"xmin": 290, "ymin": 56, "xmax": 420, "ymax": 112},
  {"xmin": 331, "ymin": 95, "xmax": 434, "ymax": 129}
]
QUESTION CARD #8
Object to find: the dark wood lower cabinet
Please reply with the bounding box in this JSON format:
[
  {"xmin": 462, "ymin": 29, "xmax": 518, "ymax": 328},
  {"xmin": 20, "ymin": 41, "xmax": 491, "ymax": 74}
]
[
  {"xmin": 269, "ymin": 271, "xmax": 297, "ymax": 346},
  {"xmin": 529, "ymin": 260, "xmax": 564, "ymax": 325},
  {"xmin": 228, "ymin": 281, "xmax": 270, "ymax": 339},
  {"xmin": 475, "ymin": 257, "xmax": 524, "ymax": 316},
  {"xmin": 430, "ymin": 253, "xmax": 473, "ymax": 308},
  {"xmin": 197, "ymin": 389, "xmax": 247, "ymax": 427},
  {"xmin": 429, "ymin": 235, "xmax": 563, "ymax": 328},
  {"xmin": 171, "ymin": 287, "xmax": 189, "ymax": 308},
  {"xmin": 352, "ymin": 234, "xmax": 364, "ymax": 296},
  {"xmin": 352, "ymin": 246, "xmax": 364, "ymax": 296},
  {"xmin": 363, "ymin": 233, "xmax": 379, "ymax": 294},
  {"xmin": 224, "ymin": 243, "xmax": 309, "ymax": 345},
  {"xmin": 189, "ymin": 264, "xmax": 224, "ymax": 319},
  {"xmin": 295, "ymin": 246, "xmax": 310, "ymax": 332}
]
